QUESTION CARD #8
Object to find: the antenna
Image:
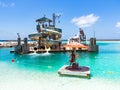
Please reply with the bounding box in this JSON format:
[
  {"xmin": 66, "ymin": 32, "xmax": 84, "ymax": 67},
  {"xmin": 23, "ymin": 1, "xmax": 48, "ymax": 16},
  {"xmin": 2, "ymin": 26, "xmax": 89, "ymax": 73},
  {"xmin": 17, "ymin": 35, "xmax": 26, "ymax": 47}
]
[
  {"xmin": 17, "ymin": 33, "xmax": 20, "ymax": 38},
  {"xmin": 53, "ymin": 13, "xmax": 61, "ymax": 27},
  {"xmin": 56, "ymin": 13, "xmax": 61, "ymax": 23},
  {"xmin": 94, "ymin": 30, "xmax": 95, "ymax": 38}
]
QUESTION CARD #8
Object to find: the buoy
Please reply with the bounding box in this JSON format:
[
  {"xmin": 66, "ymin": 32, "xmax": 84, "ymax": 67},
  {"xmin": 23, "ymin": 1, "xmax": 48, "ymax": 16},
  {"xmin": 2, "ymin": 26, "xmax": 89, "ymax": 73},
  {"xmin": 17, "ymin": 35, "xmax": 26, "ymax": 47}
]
[
  {"xmin": 107, "ymin": 71, "xmax": 113, "ymax": 74},
  {"xmin": 12, "ymin": 59, "xmax": 15, "ymax": 63},
  {"xmin": 48, "ymin": 66, "xmax": 52, "ymax": 68}
]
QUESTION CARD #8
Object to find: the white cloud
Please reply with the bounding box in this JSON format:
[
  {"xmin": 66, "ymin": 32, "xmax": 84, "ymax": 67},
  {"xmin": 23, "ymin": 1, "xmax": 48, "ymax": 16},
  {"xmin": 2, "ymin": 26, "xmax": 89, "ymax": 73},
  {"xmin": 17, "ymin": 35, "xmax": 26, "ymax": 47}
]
[
  {"xmin": 71, "ymin": 13, "xmax": 99, "ymax": 28},
  {"xmin": 115, "ymin": 22, "xmax": 120, "ymax": 28},
  {"xmin": 0, "ymin": 2, "xmax": 15, "ymax": 8}
]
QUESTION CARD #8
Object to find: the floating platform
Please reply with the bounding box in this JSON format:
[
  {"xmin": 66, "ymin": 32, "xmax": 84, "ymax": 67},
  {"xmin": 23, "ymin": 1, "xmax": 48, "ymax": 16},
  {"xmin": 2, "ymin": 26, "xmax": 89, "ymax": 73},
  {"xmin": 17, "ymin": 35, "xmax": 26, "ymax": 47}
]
[
  {"xmin": 58, "ymin": 65, "xmax": 90, "ymax": 78},
  {"xmin": 10, "ymin": 48, "xmax": 88, "ymax": 53}
]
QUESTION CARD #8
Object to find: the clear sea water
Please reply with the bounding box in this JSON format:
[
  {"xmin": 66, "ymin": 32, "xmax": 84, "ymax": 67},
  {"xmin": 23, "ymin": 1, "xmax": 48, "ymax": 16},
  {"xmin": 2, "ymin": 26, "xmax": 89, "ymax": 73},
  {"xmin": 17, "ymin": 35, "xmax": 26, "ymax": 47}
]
[{"xmin": 0, "ymin": 41, "xmax": 120, "ymax": 90}]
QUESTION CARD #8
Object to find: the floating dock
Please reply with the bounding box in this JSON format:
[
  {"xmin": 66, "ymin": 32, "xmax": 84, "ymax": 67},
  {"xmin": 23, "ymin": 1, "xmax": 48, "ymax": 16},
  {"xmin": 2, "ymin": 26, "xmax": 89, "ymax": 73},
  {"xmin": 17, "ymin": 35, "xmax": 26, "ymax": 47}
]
[
  {"xmin": 10, "ymin": 48, "xmax": 88, "ymax": 53},
  {"xmin": 58, "ymin": 65, "xmax": 90, "ymax": 78}
]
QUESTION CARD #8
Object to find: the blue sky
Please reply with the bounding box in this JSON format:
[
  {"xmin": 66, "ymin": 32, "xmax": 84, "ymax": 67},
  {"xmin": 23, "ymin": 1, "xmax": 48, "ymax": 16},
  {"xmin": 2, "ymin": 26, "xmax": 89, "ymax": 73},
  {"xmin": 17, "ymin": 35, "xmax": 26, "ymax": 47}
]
[{"xmin": 0, "ymin": 0, "xmax": 120, "ymax": 40}]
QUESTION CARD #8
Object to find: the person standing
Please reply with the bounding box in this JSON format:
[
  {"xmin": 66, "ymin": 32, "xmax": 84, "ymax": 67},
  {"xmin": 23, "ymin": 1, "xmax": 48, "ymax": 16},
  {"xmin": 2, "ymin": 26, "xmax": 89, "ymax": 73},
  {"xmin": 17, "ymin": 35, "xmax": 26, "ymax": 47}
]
[{"xmin": 70, "ymin": 50, "xmax": 76, "ymax": 66}]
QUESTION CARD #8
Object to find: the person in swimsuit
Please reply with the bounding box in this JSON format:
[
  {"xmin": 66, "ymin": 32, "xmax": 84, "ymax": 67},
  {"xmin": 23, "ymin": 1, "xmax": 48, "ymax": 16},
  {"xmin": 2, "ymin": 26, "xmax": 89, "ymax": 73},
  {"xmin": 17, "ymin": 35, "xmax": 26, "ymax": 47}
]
[{"xmin": 70, "ymin": 50, "xmax": 76, "ymax": 66}]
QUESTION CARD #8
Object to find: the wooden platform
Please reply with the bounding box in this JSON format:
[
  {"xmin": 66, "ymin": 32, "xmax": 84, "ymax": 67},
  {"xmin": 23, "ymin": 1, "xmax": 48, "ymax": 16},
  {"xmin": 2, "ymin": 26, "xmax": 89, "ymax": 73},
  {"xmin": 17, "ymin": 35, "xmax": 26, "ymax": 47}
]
[{"xmin": 58, "ymin": 65, "xmax": 90, "ymax": 78}]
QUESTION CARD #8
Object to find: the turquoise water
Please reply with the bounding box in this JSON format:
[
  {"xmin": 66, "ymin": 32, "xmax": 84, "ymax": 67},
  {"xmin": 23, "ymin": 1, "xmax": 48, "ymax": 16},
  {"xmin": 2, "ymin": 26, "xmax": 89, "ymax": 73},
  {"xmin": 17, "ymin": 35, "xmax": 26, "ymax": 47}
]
[{"xmin": 0, "ymin": 41, "xmax": 120, "ymax": 81}]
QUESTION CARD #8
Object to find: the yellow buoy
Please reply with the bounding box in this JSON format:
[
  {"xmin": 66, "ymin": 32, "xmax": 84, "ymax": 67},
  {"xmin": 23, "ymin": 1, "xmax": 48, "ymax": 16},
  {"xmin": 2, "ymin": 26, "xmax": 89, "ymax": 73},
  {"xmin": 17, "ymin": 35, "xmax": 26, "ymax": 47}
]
[{"xmin": 48, "ymin": 66, "xmax": 52, "ymax": 68}]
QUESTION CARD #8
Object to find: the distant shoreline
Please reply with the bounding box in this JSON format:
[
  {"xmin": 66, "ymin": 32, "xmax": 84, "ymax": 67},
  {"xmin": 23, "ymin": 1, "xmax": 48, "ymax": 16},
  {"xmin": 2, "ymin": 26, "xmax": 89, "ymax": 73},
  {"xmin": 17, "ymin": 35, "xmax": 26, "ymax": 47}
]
[
  {"xmin": 96, "ymin": 39, "xmax": 120, "ymax": 41},
  {"xmin": 0, "ymin": 39, "xmax": 120, "ymax": 42},
  {"xmin": 63, "ymin": 39, "xmax": 120, "ymax": 41}
]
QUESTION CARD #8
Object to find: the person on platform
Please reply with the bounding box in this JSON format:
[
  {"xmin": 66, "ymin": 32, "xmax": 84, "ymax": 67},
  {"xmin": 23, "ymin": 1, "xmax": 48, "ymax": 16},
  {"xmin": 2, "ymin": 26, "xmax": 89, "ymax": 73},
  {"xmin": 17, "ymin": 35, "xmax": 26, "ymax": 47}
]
[{"xmin": 70, "ymin": 50, "xmax": 76, "ymax": 66}]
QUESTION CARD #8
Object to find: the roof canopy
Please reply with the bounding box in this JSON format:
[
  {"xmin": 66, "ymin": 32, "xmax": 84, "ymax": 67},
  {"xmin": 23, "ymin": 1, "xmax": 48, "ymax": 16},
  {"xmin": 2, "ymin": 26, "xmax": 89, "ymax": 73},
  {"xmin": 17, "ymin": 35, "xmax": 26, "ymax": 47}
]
[
  {"xmin": 63, "ymin": 43, "xmax": 88, "ymax": 48},
  {"xmin": 36, "ymin": 16, "xmax": 52, "ymax": 23}
]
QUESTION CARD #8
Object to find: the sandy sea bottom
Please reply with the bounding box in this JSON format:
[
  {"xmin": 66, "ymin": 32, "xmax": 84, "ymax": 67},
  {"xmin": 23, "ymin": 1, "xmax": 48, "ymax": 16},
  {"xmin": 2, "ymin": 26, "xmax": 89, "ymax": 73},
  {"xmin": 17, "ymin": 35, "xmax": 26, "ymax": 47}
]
[
  {"xmin": 0, "ymin": 74, "xmax": 120, "ymax": 90},
  {"xmin": 0, "ymin": 62, "xmax": 120, "ymax": 90}
]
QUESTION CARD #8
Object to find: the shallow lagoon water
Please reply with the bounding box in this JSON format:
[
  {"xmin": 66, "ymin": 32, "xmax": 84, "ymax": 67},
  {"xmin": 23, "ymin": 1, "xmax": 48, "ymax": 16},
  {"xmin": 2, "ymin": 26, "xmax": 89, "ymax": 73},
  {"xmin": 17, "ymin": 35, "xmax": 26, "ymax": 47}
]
[{"xmin": 0, "ymin": 41, "xmax": 120, "ymax": 90}]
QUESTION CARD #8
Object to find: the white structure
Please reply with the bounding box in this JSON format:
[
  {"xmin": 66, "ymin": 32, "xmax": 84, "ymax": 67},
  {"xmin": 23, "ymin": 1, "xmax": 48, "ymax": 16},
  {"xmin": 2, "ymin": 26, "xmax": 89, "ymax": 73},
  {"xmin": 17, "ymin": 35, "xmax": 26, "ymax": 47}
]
[{"xmin": 58, "ymin": 64, "xmax": 90, "ymax": 78}]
